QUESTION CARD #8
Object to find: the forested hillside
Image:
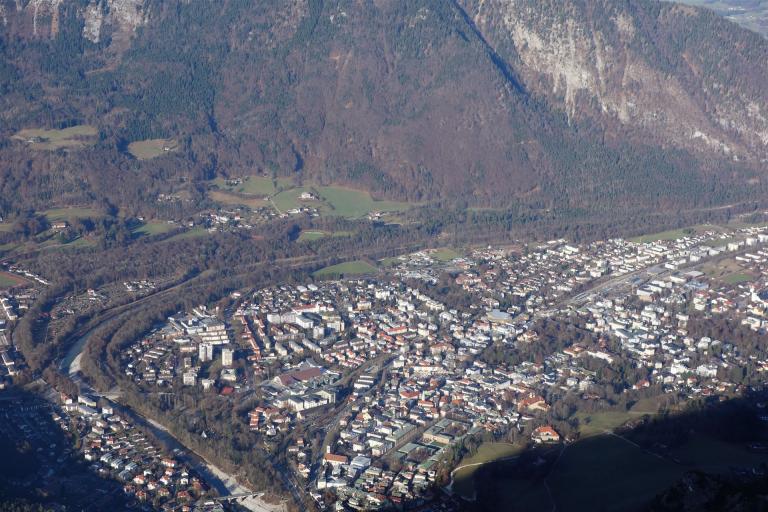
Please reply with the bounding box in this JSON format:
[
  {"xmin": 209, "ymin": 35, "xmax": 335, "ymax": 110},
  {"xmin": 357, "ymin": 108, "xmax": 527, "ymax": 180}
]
[{"xmin": 0, "ymin": 0, "xmax": 767, "ymax": 218}]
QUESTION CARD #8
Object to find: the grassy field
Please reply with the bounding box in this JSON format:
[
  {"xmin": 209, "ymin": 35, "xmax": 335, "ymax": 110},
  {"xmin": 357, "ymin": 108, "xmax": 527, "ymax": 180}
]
[
  {"xmin": 44, "ymin": 207, "xmax": 103, "ymax": 221},
  {"xmin": 379, "ymin": 256, "xmax": 405, "ymax": 267},
  {"xmin": 576, "ymin": 397, "xmax": 669, "ymax": 437},
  {"xmin": 723, "ymin": 272, "xmax": 756, "ymax": 285},
  {"xmin": 212, "ymin": 176, "xmax": 293, "ymax": 196},
  {"xmin": 297, "ymin": 230, "xmax": 354, "ymax": 242},
  {"xmin": 452, "ymin": 443, "xmax": 523, "ymax": 499},
  {"xmin": 313, "ymin": 260, "xmax": 378, "ymax": 278},
  {"xmin": 630, "ymin": 395, "xmax": 668, "ymax": 414},
  {"xmin": 163, "ymin": 226, "xmax": 210, "ymax": 242},
  {"xmin": 133, "ymin": 221, "xmax": 177, "ymax": 237},
  {"xmin": 209, "ymin": 190, "xmax": 270, "ymax": 210},
  {"xmin": 548, "ymin": 435, "xmax": 685, "ymax": 512},
  {"xmin": 0, "ymin": 271, "xmax": 28, "ymax": 289},
  {"xmin": 272, "ymin": 187, "xmax": 324, "ymax": 213},
  {"xmin": 12, "ymin": 125, "xmax": 98, "ymax": 151},
  {"xmin": 209, "ymin": 179, "xmax": 414, "ymax": 219},
  {"xmin": 127, "ymin": 138, "xmax": 178, "ymax": 160},
  {"xmin": 576, "ymin": 410, "xmax": 640, "ymax": 437},
  {"xmin": 317, "ymin": 186, "xmax": 411, "ymax": 218},
  {"xmin": 430, "ymin": 248, "xmax": 461, "ymax": 262},
  {"xmin": 701, "ymin": 258, "xmax": 756, "ymax": 284},
  {"xmin": 298, "ymin": 230, "xmax": 328, "ymax": 242},
  {"xmin": 630, "ymin": 227, "xmax": 695, "ymax": 243}
]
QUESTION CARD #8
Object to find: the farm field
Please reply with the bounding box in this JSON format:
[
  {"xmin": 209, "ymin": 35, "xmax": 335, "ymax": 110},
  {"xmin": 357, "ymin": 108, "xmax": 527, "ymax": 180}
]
[
  {"xmin": 44, "ymin": 207, "xmax": 103, "ymax": 222},
  {"xmin": 212, "ymin": 176, "xmax": 293, "ymax": 196},
  {"xmin": 12, "ymin": 125, "xmax": 98, "ymax": 151},
  {"xmin": 298, "ymin": 230, "xmax": 327, "ymax": 242},
  {"xmin": 313, "ymin": 260, "xmax": 378, "ymax": 278},
  {"xmin": 297, "ymin": 230, "xmax": 354, "ymax": 242},
  {"xmin": 133, "ymin": 221, "xmax": 177, "ymax": 237},
  {"xmin": 209, "ymin": 190, "xmax": 270, "ymax": 210},
  {"xmin": 272, "ymin": 187, "xmax": 324, "ymax": 213},
  {"xmin": 127, "ymin": 138, "xmax": 178, "ymax": 160},
  {"xmin": 317, "ymin": 186, "xmax": 411, "ymax": 218},
  {"xmin": 207, "ymin": 179, "xmax": 414, "ymax": 219},
  {"xmin": 163, "ymin": 226, "xmax": 210, "ymax": 242}
]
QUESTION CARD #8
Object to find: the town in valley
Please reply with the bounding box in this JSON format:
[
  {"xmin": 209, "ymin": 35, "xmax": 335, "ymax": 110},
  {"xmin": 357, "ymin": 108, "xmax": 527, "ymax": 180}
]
[{"xmin": 5, "ymin": 222, "xmax": 768, "ymax": 510}]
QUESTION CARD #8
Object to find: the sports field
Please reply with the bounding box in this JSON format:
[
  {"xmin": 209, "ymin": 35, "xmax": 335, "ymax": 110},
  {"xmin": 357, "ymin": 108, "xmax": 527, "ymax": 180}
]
[
  {"xmin": 0, "ymin": 271, "xmax": 28, "ymax": 289},
  {"xmin": 313, "ymin": 260, "xmax": 378, "ymax": 278}
]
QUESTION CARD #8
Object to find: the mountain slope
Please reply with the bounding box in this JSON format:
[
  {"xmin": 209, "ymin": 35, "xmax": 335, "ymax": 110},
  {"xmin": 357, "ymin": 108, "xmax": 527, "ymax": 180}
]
[
  {"xmin": 0, "ymin": 0, "xmax": 767, "ymax": 217},
  {"xmin": 458, "ymin": 0, "xmax": 768, "ymax": 163}
]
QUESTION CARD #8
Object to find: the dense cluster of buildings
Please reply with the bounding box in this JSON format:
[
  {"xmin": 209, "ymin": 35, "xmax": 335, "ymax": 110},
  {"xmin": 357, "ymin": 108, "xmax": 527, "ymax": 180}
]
[
  {"xmin": 0, "ymin": 279, "xmax": 37, "ymax": 384},
  {"xmin": 57, "ymin": 393, "xmax": 211, "ymax": 510},
  {"xmin": 106, "ymin": 224, "xmax": 768, "ymax": 510},
  {"xmin": 120, "ymin": 306, "xmax": 238, "ymax": 391}
]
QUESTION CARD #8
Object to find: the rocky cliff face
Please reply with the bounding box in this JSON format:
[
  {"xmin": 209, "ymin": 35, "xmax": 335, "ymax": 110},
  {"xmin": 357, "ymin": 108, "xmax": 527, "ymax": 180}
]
[
  {"xmin": 0, "ymin": 0, "xmax": 146, "ymax": 45},
  {"xmin": 458, "ymin": 0, "xmax": 768, "ymax": 163}
]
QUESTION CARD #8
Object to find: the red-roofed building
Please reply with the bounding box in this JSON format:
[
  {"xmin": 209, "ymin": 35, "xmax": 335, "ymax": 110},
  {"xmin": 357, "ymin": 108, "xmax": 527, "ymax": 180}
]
[
  {"xmin": 323, "ymin": 453, "xmax": 349, "ymax": 466},
  {"xmin": 532, "ymin": 425, "xmax": 560, "ymax": 443}
]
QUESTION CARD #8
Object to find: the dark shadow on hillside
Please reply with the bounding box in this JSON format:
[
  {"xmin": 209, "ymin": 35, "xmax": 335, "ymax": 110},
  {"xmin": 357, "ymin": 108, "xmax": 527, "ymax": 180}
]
[
  {"xmin": 0, "ymin": 391, "xmax": 128, "ymax": 511},
  {"xmin": 446, "ymin": 391, "xmax": 768, "ymax": 512}
]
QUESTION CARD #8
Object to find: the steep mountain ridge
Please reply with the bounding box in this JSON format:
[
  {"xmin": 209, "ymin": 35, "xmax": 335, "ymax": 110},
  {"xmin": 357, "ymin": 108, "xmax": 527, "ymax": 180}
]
[
  {"xmin": 458, "ymin": 0, "xmax": 768, "ymax": 162},
  {"xmin": 1, "ymin": 0, "xmax": 146, "ymax": 42},
  {"xmin": 0, "ymin": 0, "xmax": 766, "ymax": 218}
]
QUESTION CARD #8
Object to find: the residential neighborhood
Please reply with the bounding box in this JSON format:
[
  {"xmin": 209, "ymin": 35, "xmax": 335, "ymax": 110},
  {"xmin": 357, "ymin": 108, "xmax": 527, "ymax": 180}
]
[
  {"xmin": 7, "ymin": 223, "xmax": 768, "ymax": 511},
  {"xmin": 97, "ymin": 224, "xmax": 768, "ymax": 510}
]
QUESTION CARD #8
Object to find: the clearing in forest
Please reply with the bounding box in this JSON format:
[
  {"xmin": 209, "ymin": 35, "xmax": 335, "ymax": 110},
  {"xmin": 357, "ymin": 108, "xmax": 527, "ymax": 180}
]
[
  {"xmin": 12, "ymin": 125, "xmax": 98, "ymax": 151},
  {"xmin": 127, "ymin": 138, "xmax": 179, "ymax": 160}
]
